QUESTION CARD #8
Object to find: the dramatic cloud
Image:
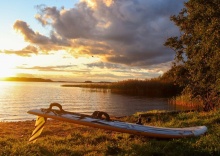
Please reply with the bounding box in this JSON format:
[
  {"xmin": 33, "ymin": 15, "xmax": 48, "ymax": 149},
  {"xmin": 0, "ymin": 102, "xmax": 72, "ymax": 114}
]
[
  {"xmin": 13, "ymin": 20, "xmax": 71, "ymax": 52},
  {"xmin": 14, "ymin": 0, "xmax": 185, "ymax": 68},
  {"xmin": 3, "ymin": 45, "xmax": 38, "ymax": 57}
]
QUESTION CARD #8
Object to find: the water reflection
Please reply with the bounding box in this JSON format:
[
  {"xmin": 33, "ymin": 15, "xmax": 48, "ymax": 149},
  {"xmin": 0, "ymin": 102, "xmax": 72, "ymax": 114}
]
[
  {"xmin": 78, "ymin": 87, "xmax": 174, "ymax": 116},
  {"xmin": 0, "ymin": 82, "xmax": 176, "ymax": 121}
]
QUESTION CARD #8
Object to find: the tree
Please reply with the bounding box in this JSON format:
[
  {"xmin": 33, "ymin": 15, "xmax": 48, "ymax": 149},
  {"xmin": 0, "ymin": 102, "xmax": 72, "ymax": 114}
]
[{"xmin": 164, "ymin": 0, "xmax": 220, "ymax": 111}]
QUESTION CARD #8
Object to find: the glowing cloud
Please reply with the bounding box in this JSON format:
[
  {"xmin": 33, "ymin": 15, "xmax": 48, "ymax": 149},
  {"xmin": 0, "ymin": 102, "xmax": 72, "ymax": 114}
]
[{"xmin": 10, "ymin": 0, "xmax": 185, "ymax": 81}]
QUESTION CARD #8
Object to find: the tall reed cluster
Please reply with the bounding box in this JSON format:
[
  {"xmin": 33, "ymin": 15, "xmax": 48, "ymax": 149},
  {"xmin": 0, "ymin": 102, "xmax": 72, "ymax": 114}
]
[
  {"xmin": 168, "ymin": 93, "xmax": 204, "ymax": 110},
  {"xmin": 62, "ymin": 79, "xmax": 182, "ymax": 98},
  {"xmin": 110, "ymin": 79, "xmax": 181, "ymax": 97}
]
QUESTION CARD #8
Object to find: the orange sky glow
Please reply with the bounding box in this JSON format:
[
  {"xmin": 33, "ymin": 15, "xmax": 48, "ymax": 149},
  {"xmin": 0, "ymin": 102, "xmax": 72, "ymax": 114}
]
[{"xmin": 0, "ymin": 0, "xmax": 185, "ymax": 82}]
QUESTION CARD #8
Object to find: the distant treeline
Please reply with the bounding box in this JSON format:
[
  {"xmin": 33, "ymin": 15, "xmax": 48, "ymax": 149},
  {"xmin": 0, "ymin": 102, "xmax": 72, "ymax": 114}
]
[{"xmin": 2, "ymin": 77, "xmax": 53, "ymax": 82}]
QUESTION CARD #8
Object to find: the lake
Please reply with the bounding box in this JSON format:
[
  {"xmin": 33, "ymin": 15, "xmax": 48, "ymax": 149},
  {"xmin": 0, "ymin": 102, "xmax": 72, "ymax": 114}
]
[{"xmin": 0, "ymin": 81, "xmax": 177, "ymax": 121}]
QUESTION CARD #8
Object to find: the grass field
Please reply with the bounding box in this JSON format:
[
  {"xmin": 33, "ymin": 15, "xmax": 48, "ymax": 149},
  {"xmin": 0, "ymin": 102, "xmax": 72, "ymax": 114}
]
[{"xmin": 0, "ymin": 110, "xmax": 219, "ymax": 156}]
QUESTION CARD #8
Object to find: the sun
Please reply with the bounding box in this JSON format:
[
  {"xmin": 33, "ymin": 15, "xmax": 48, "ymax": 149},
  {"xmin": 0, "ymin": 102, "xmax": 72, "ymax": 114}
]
[
  {"xmin": 0, "ymin": 67, "xmax": 16, "ymax": 78},
  {"xmin": 0, "ymin": 54, "xmax": 18, "ymax": 78},
  {"xmin": 0, "ymin": 63, "xmax": 16, "ymax": 78}
]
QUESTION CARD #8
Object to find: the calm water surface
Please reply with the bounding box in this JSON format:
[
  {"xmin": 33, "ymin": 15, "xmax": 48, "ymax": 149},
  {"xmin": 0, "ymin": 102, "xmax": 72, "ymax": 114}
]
[{"xmin": 0, "ymin": 82, "xmax": 177, "ymax": 121}]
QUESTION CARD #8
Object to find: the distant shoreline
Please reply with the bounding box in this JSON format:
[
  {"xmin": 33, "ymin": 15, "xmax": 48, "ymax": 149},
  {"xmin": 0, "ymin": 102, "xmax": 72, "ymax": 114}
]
[
  {"xmin": 0, "ymin": 77, "xmax": 112, "ymax": 83},
  {"xmin": 0, "ymin": 77, "xmax": 53, "ymax": 82}
]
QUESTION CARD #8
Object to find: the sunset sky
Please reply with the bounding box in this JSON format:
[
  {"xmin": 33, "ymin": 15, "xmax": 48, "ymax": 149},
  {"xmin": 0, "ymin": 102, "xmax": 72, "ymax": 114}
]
[{"xmin": 0, "ymin": 0, "xmax": 185, "ymax": 82}]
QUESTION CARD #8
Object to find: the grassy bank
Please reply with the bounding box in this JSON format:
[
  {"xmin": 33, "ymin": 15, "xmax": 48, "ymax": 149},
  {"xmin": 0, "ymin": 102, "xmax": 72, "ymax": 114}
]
[{"xmin": 1, "ymin": 110, "xmax": 219, "ymax": 155}]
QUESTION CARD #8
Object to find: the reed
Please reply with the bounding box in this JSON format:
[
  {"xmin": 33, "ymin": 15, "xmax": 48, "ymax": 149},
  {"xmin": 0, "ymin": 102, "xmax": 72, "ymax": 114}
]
[
  {"xmin": 168, "ymin": 93, "xmax": 204, "ymax": 110},
  {"xmin": 62, "ymin": 79, "xmax": 181, "ymax": 97},
  {"xmin": 110, "ymin": 79, "xmax": 181, "ymax": 97},
  {"xmin": 62, "ymin": 83, "xmax": 111, "ymax": 89}
]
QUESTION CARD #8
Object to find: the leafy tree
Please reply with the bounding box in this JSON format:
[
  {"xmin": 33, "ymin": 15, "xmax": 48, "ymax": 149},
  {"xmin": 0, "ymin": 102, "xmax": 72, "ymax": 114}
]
[{"xmin": 164, "ymin": 0, "xmax": 220, "ymax": 111}]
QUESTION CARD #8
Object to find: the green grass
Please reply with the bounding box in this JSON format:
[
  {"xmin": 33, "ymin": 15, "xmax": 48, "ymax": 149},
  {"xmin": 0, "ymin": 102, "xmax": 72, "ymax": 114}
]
[{"xmin": 0, "ymin": 110, "xmax": 219, "ymax": 155}]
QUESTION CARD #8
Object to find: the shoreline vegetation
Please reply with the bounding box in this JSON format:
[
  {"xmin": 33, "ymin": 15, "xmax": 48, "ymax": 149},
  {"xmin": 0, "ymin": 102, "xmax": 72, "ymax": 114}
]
[
  {"xmin": 61, "ymin": 79, "xmax": 182, "ymax": 98},
  {"xmin": 0, "ymin": 110, "xmax": 219, "ymax": 155},
  {"xmin": 168, "ymin": 94, "xmax": 204, "ymax": 110},
  {"xmin": 61, "ymin": 78, "xmax": 219, "ymax": 111}
]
